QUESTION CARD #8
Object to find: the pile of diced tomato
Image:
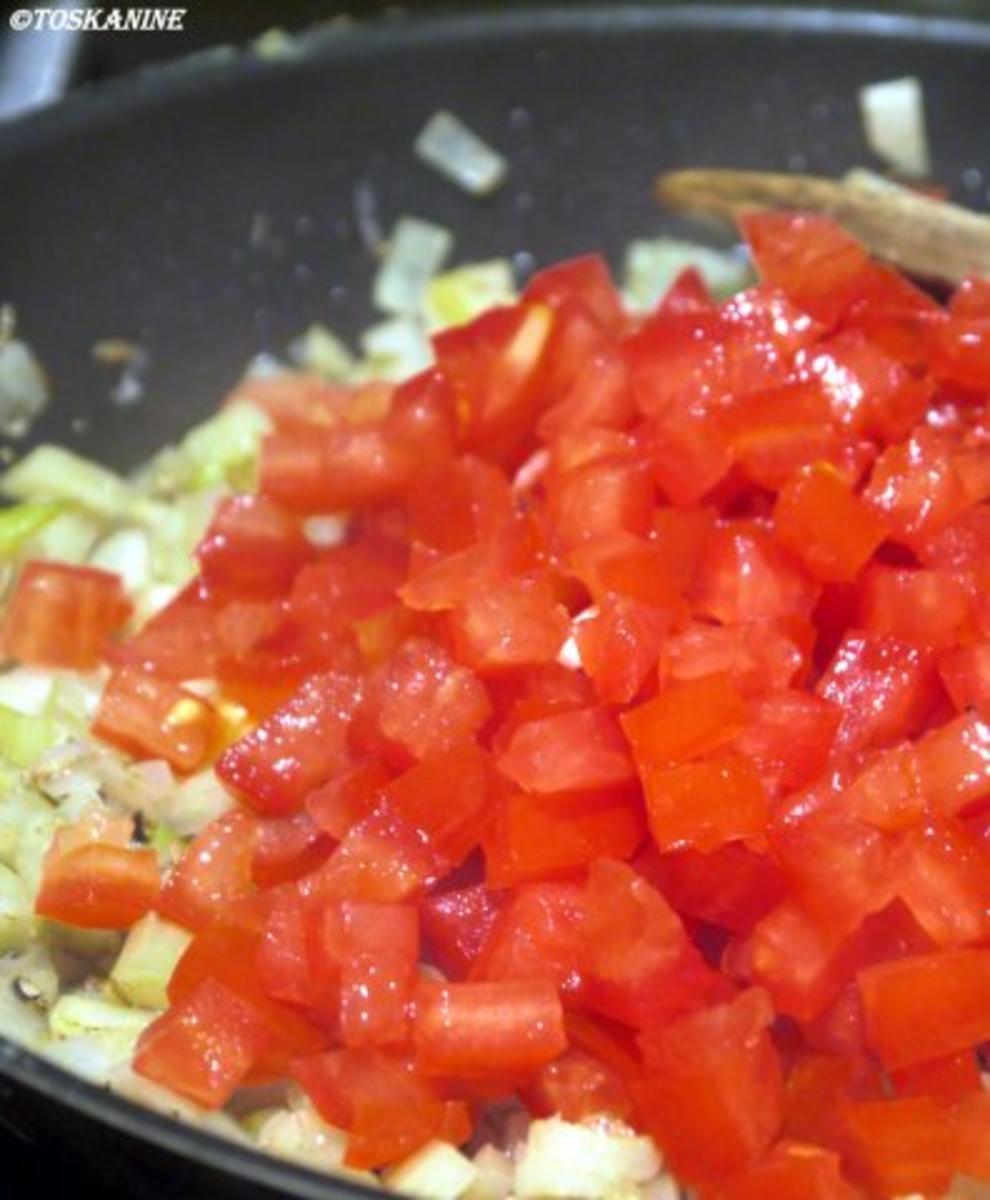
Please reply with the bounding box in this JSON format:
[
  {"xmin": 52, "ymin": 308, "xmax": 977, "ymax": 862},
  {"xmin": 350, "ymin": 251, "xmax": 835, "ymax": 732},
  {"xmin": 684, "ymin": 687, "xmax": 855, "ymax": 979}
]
[{"xmin": 15, "ymin": 211, "xmax": 990, "ymax": 1196}]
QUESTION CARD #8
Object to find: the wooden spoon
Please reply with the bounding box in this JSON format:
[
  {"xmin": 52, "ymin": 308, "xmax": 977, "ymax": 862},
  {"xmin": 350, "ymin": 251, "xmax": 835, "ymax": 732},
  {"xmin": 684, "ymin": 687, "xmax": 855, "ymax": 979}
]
[{"xmin": 656, "ymin": 167, "xmax": 990, "ymax": 286}]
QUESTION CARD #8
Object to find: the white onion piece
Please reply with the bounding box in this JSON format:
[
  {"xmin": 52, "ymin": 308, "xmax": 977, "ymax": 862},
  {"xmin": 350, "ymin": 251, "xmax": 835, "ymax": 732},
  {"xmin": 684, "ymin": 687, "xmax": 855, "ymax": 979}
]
[
  {"xmin": 360, "ymin": 316, "xmax": 433, "ymax": 381},
  {"xmin": 858, "ymin": 76, "xmax": 930, "ymax": 178},
  {"xmin": 0, "ymin": 667, "xmax": 55, "ymax": 716},
  {"xmin": 415, "ymin": 110, "xmax": 508, "ymax": 196},
  {"xmin": 0, "ymin": 338, "xmax": 48, "ymax": 439},
  {"xmin": 304, "ymin": 514, "xmax": 348, "ymax": 547},
  {"xmin": 373, "ymin": 216, "xmax": 454, "ymax": 317}
]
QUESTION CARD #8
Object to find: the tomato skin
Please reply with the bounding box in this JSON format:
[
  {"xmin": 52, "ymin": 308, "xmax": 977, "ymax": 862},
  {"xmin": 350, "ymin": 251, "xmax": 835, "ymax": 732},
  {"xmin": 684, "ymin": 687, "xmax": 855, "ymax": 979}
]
[
  {"xmin": 643, "ymin": 753, "xmax": 767, "ymax": 854},
  {"xmin": 859, "ymin": 947, "xmax": 990, "ymax": 1069},
  {"xmin": 637, "ymin": 407, "xmax": 732, "ymax": 506},
  {"xmin": 92, "ymin": 667, "xmax": 219, "ymax": 773},
  {"xmin": 774, "ymin": 463, "xmax": 887, "ymax": 583},
  {"xmin": 483, "ymin": 788, "xmax": 645, "ymax": 888},
  {"xmin": 413, "ymin": 978, "xmax": 566, "ymax": 1078},
  {"xmin": 134, "ymin": 978, "xmax": 274, "ymax": 1110},
  {"xmin": 2, "ymin": 560, "xmax": 131, "ymax": 671},
  {"xmin": 497, "ymin": 706, "xmax": 635, "ymax": 794},
  {"xmin": 893, "ymin": 817, "xmax": 990, "ymax": 948},
  {"xmin": 216, "ymin": 671, "xmax": 362, "ymax": 815},
  {"xmin": 632, "ymin": 989, "xmax": 783, "ymax": 1186},
  {"xmin": 621, "ymin": 672, "xmax": 747, "ymax": 771},
  {"xmin": 36, "ymin": 841, "xmax": 159, "ymax": 929}
]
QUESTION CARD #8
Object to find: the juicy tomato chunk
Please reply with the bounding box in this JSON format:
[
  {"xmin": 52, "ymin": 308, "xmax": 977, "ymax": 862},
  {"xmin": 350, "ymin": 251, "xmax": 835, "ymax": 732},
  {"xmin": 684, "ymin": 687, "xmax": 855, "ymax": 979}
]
[
  {"xmin": 413, "ymin": 978, "xmax": 567, "ymax": 1078},
  {"xmin": 216, "ymin": 671, "xmax": 362, "ymax": 815},
  {"xmin": 196, "ymin": 494, "xmax": 313, "ymax": 599},
  {"xmin": 472, "ymin": 881, "xmax": 585, "ymax": 996},
  {"xmin": 837, "ymin": 1095, "xmax": 954, "ymax": 1198},
  {"xmin": 699, "ymin": 1143, "xmax": 855, "ymax": 1200},
  {"xmin": 92, "ymin": 667, "xmax": 219, "ymax": 773},
  {"xmin": 632, "ymin": 988, "xmax": 783, "ymax": 1186},
  {"xmin": 1, "ymin": 560, "xmax": 131, "ymax": 671},
  {"xmin": 156, "ymin": 810, "xmax": 258, "ymax": 932},
  {"xmin": 642, "ymin": 753, "xmax": 768, "ymax": 854},
  {"xmin": 621, "ymin": 672, "xmax": 747, "ymax": 771},
  {"xmin": 36, "ymin": 840, "xmax": 159, "ymax": 930},
  {"xmin": 337, "ymin": 901, "xmax": 418, "ymax": 1048},
  {"xmin": 497, "ymin": 706, "xmax": 635, "ymax": 794}
]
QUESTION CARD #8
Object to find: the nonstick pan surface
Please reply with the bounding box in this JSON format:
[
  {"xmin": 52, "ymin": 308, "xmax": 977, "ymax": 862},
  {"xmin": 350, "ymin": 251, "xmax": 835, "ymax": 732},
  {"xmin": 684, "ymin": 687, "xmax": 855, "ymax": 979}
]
[{"xmin": 1, "ymin": 4, "xmax": 990, "ymax": 1196}]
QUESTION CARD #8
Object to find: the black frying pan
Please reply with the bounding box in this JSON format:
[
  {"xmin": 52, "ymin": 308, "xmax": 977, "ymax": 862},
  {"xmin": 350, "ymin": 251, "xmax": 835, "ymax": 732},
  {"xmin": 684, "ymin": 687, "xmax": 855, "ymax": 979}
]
[{"xmin": 2, "ymin": 4, "xmax": 990, "ymax": 1196}]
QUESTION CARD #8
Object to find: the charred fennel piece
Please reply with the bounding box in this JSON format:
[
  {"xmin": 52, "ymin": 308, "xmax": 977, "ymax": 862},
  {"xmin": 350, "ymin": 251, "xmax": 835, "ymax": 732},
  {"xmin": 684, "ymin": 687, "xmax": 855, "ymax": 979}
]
[{"xmin": 655, "ymin": 168, "xmax": 990, "ymax": 287}]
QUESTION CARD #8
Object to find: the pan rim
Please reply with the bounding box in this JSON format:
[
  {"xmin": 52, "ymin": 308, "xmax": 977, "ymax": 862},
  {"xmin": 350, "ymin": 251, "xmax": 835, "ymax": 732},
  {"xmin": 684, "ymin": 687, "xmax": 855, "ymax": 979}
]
[{"xmin": 1, "ymin": 1, "xmax": 989, "ymax": 1197}]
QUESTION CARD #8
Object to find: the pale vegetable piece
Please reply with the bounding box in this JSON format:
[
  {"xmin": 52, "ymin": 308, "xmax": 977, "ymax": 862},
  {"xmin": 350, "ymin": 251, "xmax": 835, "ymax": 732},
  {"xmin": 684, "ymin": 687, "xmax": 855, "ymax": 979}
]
[
  {"xmin": 162, "ymin": 769, "xmax": 234, "ymax": 836},
  {"xmin": 2, "ymin": 445, "xmax": 130, "ymax": 518},
  {"xmin": 0, "ymin": 779, "xmax": 50, "ymax": 867},
  {"xmin": 28, "ymin": 508, "xmax": 103, "ymax": 565},
  {"xmin": 46, "ymin": 674, "xmax": 105, "ymax": 727},
  {"xmin": 0, "ymin": 860, "xmax": 33, "ymax": 952},
  {"xmin": 858, "ymin": 76, "xmax": 930, "ymax": 178},
  {"xmin": 0, "ymin": 337, "xmax": 49, "ymax": 438},
  {"xmin": 424, "ymin": 260, "xmax": 517, "ymax": 332},
  {"xmin": 623, "ymin": 237, "xmax": 752, "ymax": 312},
  {"xmin": 0, "ymin": 667, "xmax": 56, "ymax": 717},
  {"xmin": 360, "ymin": 316, "xmax": 434, "ymax": 381},
  {"xmin": 0, "ymin": 704, "xmax": 68, "ymax": 769},
  {"xmin": 514, "ymin": 1117, "xmax": 662, "ymax": 1199},
  {"xmin": 303, "ymin": 514, "xmax": 349, "ymax": 548},
  {"xmin": 463, "ymin": 1146, "xmax": 514, "ymax": 1200},
  {"xmin": 49, "ymin": 993, "xmax": 155, "ymax": 1062},
  {"xmin": 255, "ymin": 1105, "xmax": 379, "ymax": 1186},
  {"xmin": 287, "ymin": 324, "xmax": 357, "ymax": 381},
  {"xmin": 12, "ymin": 802, "xmax": 58, "ymax": 896},
  {"xmin": 110, "ymin": 913, "xmax": 192, "ymax": 1009},
  {"xmin": 373, "ymin": 216, "xmax": 454, "ymax": 316},
  {"xmin": 0, "ymin": 500, "xmax": 66, "ymax": 558},
  {"xmin": 384, "ymin": 1140, "xmax": 479, "ymax": 1199},
  {"xmin": 0, "ymin": 944, "xmax": 59, "ymax": 1050},
  {"xmin": 415, "ymin": 110, "xmax": 509, "ymax": 196},
  {"xmin": 89, "ymin": 527, "xmax": 151, "ymax": 593},
  {"xmin": 175, "ymin": 401, "xmax": 271, "ymax": 491}
]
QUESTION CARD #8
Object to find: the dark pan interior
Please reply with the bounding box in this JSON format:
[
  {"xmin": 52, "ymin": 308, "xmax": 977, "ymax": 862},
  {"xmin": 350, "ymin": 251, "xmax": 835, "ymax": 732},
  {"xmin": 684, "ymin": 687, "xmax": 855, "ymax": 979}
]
[{"xmin": 1, "ymin": 4, "xmax": 990, "ymax": 1197}]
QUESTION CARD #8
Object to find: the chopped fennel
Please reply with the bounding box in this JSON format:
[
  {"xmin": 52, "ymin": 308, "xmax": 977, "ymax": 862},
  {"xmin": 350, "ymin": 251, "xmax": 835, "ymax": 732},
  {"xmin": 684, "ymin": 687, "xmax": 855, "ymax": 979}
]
[
  {"xmin": 858, "ymin": 75, "xmax": 931, "ymax": 178},
  {"xmin": 373, "ymin": 216, "xmax": 455, "ymax": 317},
  {"xmin": 360, "ymin": 316, "xmax": 434, "ymax": 381},
  {"xmin": 287, "ymin": 323, "xmax": 357, "ymax": 381},
  {"xmin": 110, "ymin": 913, "xmax": 193, "ymax": 1010},
  {"xmin": 0, "ymin": 861, "xmax": 33, "ymax": 952},
  {"xmin": 514, "ymin": 1117, "xmax": 662, "ymax": 1199},
  {"xmin": 0, "ymin": 500, "xmax": 66, "ymax": 558},
  {"xmin": 2, "ymin": 445, "xmax": 130, "ymax": 518},
  {"xmin": 414, "ymin": 110, "xmax": 508, "ymax": 196},
  {"xmin": 383, "ymin": 1140, "xmax": 479, "ymax": 1199}
]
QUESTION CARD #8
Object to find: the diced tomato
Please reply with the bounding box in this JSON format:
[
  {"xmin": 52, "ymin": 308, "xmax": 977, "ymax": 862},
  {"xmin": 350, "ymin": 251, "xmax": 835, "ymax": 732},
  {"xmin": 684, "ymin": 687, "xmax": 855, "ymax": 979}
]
[
  {"xmin": 859, "ymin": 947, "xmax": 990, "ymax": 1068},
  {"xmin": 773, "ymin": 463, "xmax": 887, "ymax": 582},
  {"xmin": 336, "ymin": 901, "xmax": 418, "ymax": 1048},
  {"xmin": 699, "ymin": 1142, "xmax": 855, "ymax": 1200},
  {"xmin": 448, "ymin": 573, "xmax": 569, "ymax": 674},
  {"xmin": 497, "ymin": 706, "xmax": 634, "ymax": 794},
  {"xmin": 134, "ymin": 978, "xmax": 274, "ymax": 1109},
  {"xmin": 216, "ymin": 671, "xmax": 362, "ymax": 815},
  {"xmin": 111, "ymin": 580, "xmax": 219, "ymax": 680},
  {"xmin": 383, "ymin": 743, "xmax": 497, "ymax": 865},
  {"xmin": 938, "ymin": 641, "xmax": 990, "ymax": 719},
  {"xmin": 816, "ymin": 632, "xmax": 937, "ymax": 756},
  {"xmin": 421, "ymin": 884, "xmax": 505, "ymax": 980},
  {"xmin": 741, "ymin": 210, "xmax": 870, "ymax": 325},
  {"xmin": 643, "ymin": 841, "xmax": 785, "ymax": 934},
  {"xmin": 292, "ymin": 1048, "xmax": 461, "ymax": 1169},
  {"xmin": 863, "ymin": 428, "xmax": 971, "ymax": 549},
  {"xmin": 890, "ymin": 1048, "xmax": 981, "ymax": 1103},
  {"xmin": 637, "ymin": 407, "xmax": 732, "ymax": 506},
  {"xmin": 525, "ymin": 1046, "xmax": 632, "ymax": 1123},
  {"xmin": 92, "ymin": 667, "xmax": 219, "ymax": 773},
  {"xmin": 36, "ymin": 839, "xmax": 159, "ymax": 930},
  {"xmin": 367, "ymin": 637, "xmax": 490, "ymax": 764},
  {"xmin": 643, "ymin": 753, "xmax": 767, "ymax": 854},
  {"xmin": 156, "ymin": 809, "xmax": 258, "ymax": 931},
  {"xmin": 484, "ymin": 788, "xmax": 645, "ymax": 888},
  {"xmin": 837, "ymin": 1095, "xmax": 954, "ymax": 1198},
  {"xmin": 196, "ymin": 494, "xmax": 313, "ymax": 600},
  {"xmin": 914, "ymin": 711, "xmax": 990, "ymax": 817},
  {"xmin": 472, "ymin": 881, "xmax": 585, "ymax": 996},
  {"xmin": 843, "ymin": 746, "xmax": 924, "ymax": 832},
  {"xmin": 524, "ymin": 254, "xmax": 625, "ymax": 335},
  {"xmin": 632, "ymin": 988, "xmax": 783, "ymax": 1185},
  {"xmin": 954, "ymin": 1091, "xmax": 990, "ymax": 1182},
  {"xmin": 288, "ymin": 544, "xmax": 405, "ymax": 648},
  {"xmin": 546, "ymin": 453, "xmax": 655, "ymax": 552},
  {"xmin": 414, "ymin": 978, "xmax": 566, "ymax": 1078},
  {"xmin": 859, "ymin": 564, "xmax": 976, "ymax": 649},
  {"xmin": 1, "ymin": 560, "xmax": 131, "ymax": 671},
  {"xmin": 305, "ymin": 760, "xmax": 390, "ymax": 841},
  {"xmin": 621, "ymin": 672, "xmax": 746, "ymax": 771},
  {"xmin": 893, "ymin": 817, "xmax": 990, "ymax": 947},
  {"xmin": 581, "ymin": 858, "xmax": 719, "ymax": 1028},
  {"xmin": 735, "ymin": 690, "xmax": 840, "ymax": 794},
  {"xmin": 225, "ymin": 372, "xmax": 358, "ymax": 430},
  {"xmin": 574, "ymin": 594, "xmax": 672, "ymax": 704},
  {"xmin": 659, "ymin": 618, "xmax": 807, "ymax": 697},
  {"xmin": 693, "ymin": 524, "xmax": 820, "ymax": 625},
  {"xmin": 251, "ymin": 811, "xmax": 332, "ymax": 888}
]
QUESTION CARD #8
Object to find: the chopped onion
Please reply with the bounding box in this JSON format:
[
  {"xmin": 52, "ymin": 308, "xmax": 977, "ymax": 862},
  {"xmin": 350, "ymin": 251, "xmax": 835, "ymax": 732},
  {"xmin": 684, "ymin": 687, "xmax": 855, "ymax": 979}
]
[
  {"xmin": 0, "ymin": 667, "xmax": 56, "ymax": 717},
  {"xmin": 287, "ymin": 324, "xmax": 356, "ymax": 381},
  {"xmin": 373, "ymin": 216, "xmax": 454, "ymax": 317},
  {"xmin": 414, "ymin": 110, "xmax": 508, "ymax": 196},
  {"xmin": 623, "ymin": 237, "xmax": 752, "ymax": 313},
  {"xmin": 360, "ymin": 316, "xmax": 433, "ymax": 381},
  {"xmin": 89, "ymin": 527, "xmax": 151, "ymax": 592},
  {"xmin": 384, "ymin": 1140, "xmax": 479, "ymax": 1199},
  {"xmin": 0, "ymin": 337, "xmax": 49, "ymax": 439},
  {"xmin": 303, "ymin": 514, "xmax": 349, "ymax": 548},
  {"xmin": 424, "ymin": 260, "xmax": 517, "ymax": 332},
  {"xmin": 514, "ymin": 1117, "xmax": 662, "ymax": 1199},
  {"xmin": 2, "ymin": 444, "xmax": 130, "ymax": 518},
  {"xmin": 858, "ymin": 76, "xmax": 930, "ymax": 179}
]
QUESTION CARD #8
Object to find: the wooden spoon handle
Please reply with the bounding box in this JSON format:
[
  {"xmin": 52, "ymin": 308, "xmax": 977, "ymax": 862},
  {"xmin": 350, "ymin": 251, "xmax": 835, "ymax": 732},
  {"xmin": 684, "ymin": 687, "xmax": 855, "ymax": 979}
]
[{"xmin": 656, "ymin": 168, "xmax": 990, "ymax": 286}]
